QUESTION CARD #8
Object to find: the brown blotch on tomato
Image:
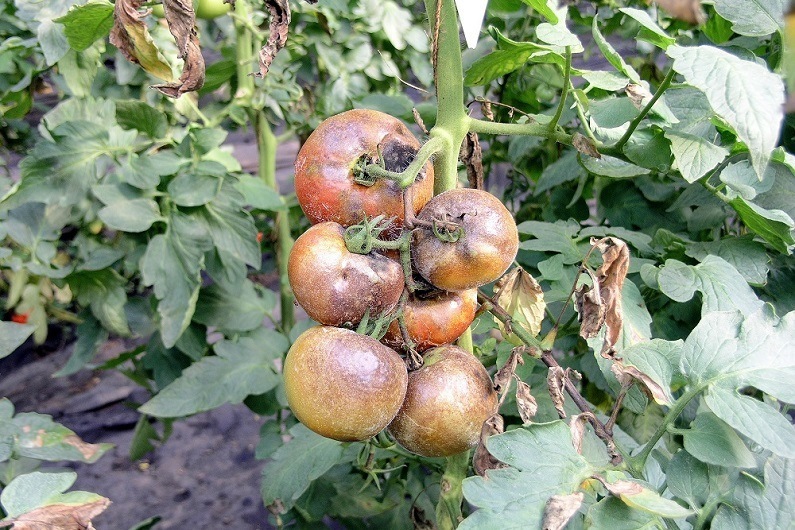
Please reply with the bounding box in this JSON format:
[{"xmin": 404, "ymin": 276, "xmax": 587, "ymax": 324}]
[
  {"xmin": 288, "ymin": 222, "xmax": 404, "ymax": 326},
  {"xmin": 388, "ymin": 345, "xmax": 497, "ymax": 457},
  {"xmin": 284, "ymin": 326, "xmax": 408, "ymax": 442},
  {"xmin": 294, "ymin": 109, "xmax": 434, "ymax": 231},
  {"xmin": 412, "ymin": 188, "xmax": 519, "ymax": 291}
]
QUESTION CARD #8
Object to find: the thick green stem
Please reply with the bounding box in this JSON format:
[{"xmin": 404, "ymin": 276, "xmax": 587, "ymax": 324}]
[
  {"xmin": 627, "ymin": 384, "xmax": 705, "ymax": 477},
  {"xmin": 234, "ymin": 0, "xmax": 255, "ymax": 101},
  {"xmin": 362, "ymin": 135, "xmax": 445, "ymax": 188},
  {"xmin": 436, "ymin": 450, "xmax": 470, "ymax": 530},
  {"xmin": 548, "ymin": 47, "xmax": 572, "ymax": 132},
  {"xmin": 613, "ymin": 68, "xmax": 676, "ymax": 151}
]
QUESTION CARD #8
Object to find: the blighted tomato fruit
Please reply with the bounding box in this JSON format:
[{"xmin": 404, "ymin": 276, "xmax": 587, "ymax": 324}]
[
  {"xmin": 288, "ymin": 222, "xmax": 404, "ymax": 327},
  {"xmin": 284, "ymin": 326, "xmax": 408, "ymax": 442},
  {"xmin": 388, "ymin": 345, "xmax": 497, "ymax": 457},
  {"xmin": 412, "ymin": 188, "xmax": 519, "ymax": 291},
  {"xmin": 294, "ymin": 109, "xmax": 434, "ymax": 230}
]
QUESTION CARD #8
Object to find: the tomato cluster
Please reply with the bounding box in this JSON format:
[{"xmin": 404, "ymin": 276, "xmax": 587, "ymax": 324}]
[{"xmin": 284, "ymin": 110, "xmax": 518, "ymax": 457}]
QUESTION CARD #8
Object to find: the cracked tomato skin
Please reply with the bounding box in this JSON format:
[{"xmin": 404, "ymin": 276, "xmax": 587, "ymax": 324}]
[
  {"xmin": 382, "ymin": 289, "xmax": 477, "ymax": 352},
  {"xmin": 284, "ymin": 326, "xmax": 408, "ymax": 442},
  {"xmin": 288, "ymin": 222, "xmax": 404, "ymax": 326},
  {"xmin": 294, "ymin": 109, "xmax": 434, "ymax": 230},
  {"xmin": 388, "ymin": 345, "xmax": 497, "ymax": 457},
  {"xmin": 412, "ymin": 188, "xmax": 519, "ymax": 291}
]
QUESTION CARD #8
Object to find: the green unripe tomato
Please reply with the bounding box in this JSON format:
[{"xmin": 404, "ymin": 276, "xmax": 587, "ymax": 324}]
[{"xmin": 149, "ymin": 0, "xmax": 230, "ymax": 20}]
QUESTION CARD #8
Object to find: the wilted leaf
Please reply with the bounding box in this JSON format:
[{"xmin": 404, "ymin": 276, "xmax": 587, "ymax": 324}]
[
  {"xmin": 613, "ymin": 363, "xmax": 669, "ymax": 405},
  {"xmin": 575, "ymin": 269, "xmax": 604, "ymax": 340},
  {"xmin": 109, "ymin": 0, "xmax": 174, "ymax": 82},
  {"xmin": 654, "ymin": 0, "xmax": 706, "ymax": 24},
  {"xmin": 568, "ymin": 412, "xmax": 594, "ymax": 454},
  {"xmin": 625, "ymin": 84, "xmax": 652, "ymax": 110},
  {"xmin": 461, "ymin": 132, "xmax": 484, "ymax": 190},
  {"xmin": 547, "ymin": 366, "xmax": 568, "ymax": 418},
  {"xmin": 410, "ymin": 505, "xmax": 435, "ymax": 530},
  {"xmin": 152, "ymin": 0, "xmax": 205, "ymax": 97},
  {"xmin": 473, "ymin": 413, "xmax": 507, "ymax": 477},
  {"xmin": 543, "ymin": 492, "xmax": 584, "ymax": 530},
  {"xmin": 7, "ymin": 499, "xmax": 110, "ymax": 530},
  {"xmin": 494, "ymin": 347, "xmax": 524, "ymax": 396},
  {"xmin": 597, "ymin": 477, "xmax": 694, "ymax": 518},
  {"xmin": 515, "ymin": 379, "xmax": 538, "ymax": 424},
  {"xmin": 257, "ymin": 0, "xmax": 290, "ymax": 77},
  {"xmin": 495, "ymin": 266, "xmax": 547, "ymax": 344},
  {"xmin": 572, "ymin": 133, "xmax": 601, "ymax": 159}
]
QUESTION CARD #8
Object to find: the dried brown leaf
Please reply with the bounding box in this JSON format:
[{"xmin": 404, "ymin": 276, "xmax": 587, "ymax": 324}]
[
  {"xmin": 653, "ymin": 0, "xmax": 706, "ymax": 24},
  {"xmin": 593, "ymin": 237, "xmax": 629, "ymax": 358},
  {"xmin": 473, "ymin": 413, "xmax": 507, "ymax": 477},
  {"xmin": 575, "ymin": 268, "xmax": 604, "ymax": 340},
  {"xmin": 495, "ymin": 266, "xmax": 547, "ymax": 344},
  {"xmin": 599, "ymin": 477, "xmax": 644, "ymax": 496},
  {"xmin": 515, "ymin": 378, "xmax": 538, "ymax": 424},
  {"xmin": 151, "ymin": 0, "xmax": 205, "ymax": 97},
  {"xmin": 572, "ymin": 132, "xmax": 601, "ymax": 159},
  {"xmin": 542, "ymin": 492, "xmax": 585, "ymax": 530},
  {"xmin": 109, "ymin": 0, "xmax": 175, "ymax": 82},
  {"xmin": 410, "ymin": 505, "xmax": 436, "ymax": 530},
  {"xmin": 9, "ymin": 499, "xmax": 110, "ymax": 530},
  {"xmin": 257, "ymin": 0, "xmax": 291, "ymax": 78},
  {"xmin": 493, "ymin": 347, "xmax": 524, "ymax": 395},
  {"xmin": 614, "ymin": 363, "xmax": 670, "ymax": 405},
  {"xmin": 569, "ymin": 412, "xmax": 594, "ymax": 454},
  {"xmin": 413, "ymin": 108, "xmax": 429, "ymax": 135},
  {"xmin": 625, "ymin": 83, "xmax": 652, "ymax": 110},
  {"xmin": 481, "ymin": 100, "xmax": 494, "ymax": 121},
  {"xmin": 460, "ymin": 132, "xmax": 484, "ymax": 190},
  {"xmin": 547, "ymin": 366, "xmax": 567, "ymax": 418}
]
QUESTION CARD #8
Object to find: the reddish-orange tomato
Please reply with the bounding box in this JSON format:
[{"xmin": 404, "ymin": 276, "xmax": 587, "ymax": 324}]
[
  {"xmin": 388, "ymin": 345, "xmax": 497, "ymax": 457},
  {"xmin": 288, "ymin": 222, "xmax": 404, "ymax": 326},
  {"xmin": 10, "ymin": 312, "xmax": 29, "ymax": 324},
  {"xmin": 284, "ymin": 326, "xmax": 408, "ymax": 442},
  {"xmin": 294, "ymin": 109, "xmax": 434, "ymax": 230},
  {"xmin": 412, "ymin": 188, "xmax": 519, "ymax": 291},
  {"xmin": 382, "ymin": 289, "xmax": 477, "ymax": 351}
]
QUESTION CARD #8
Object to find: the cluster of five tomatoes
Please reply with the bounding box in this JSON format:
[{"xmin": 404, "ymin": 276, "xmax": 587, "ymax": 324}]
[{"xmin": 283, "ymin": 110, "xmax": 519, "ymax": 457}]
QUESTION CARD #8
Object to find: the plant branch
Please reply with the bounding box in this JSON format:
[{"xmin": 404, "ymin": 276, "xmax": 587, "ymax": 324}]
[
  {"xmin": 548, "ymin": 47, "xmax": 572, "ymax": 132},
  {"xmin": 362, "ymin": 135, "xmax": 445, "ymax": 189},
  {"xmin": 613, "ymin": 68, "xmax": 676, "ymax": 151}
]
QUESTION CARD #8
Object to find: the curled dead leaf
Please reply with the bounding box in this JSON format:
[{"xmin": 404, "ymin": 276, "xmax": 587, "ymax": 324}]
[
  {"xmin": 575, "ymin": 268, "xmax": 604, "ymax": 340},
  {"xmin": 473, "ymin": 413, "xmax": 507, "ymax": 477},
  {"xmin": 613, "ymin": 363, "xmax": 670, "ymax": 405},
  {"xmin": 653, "ymin": 0, "xmax": 706, "ymax": 24},
  {"xmin": 625, "ymin": 83, "xmax": 652, "ymax": 110},
  {"xmin": 151, "ymin": 0, "xmax": 205, "ymax": 97},
  {"xmin": 8, "ymin": 498, "xmax": 110, "ymax": 530},
  {"xmin": 542, "ymin": 492, "xmax": 585, "ymax": 530},
  {"xmin": 515, "ymin": 378, "xmax": 538, "ymax": 424},
  {"xmin": 460, "ymin": 132, "xmax": 484, "ymax": 190},
  {"xmin": 109, "ymin": 0, "xmax": 175, "ymax": 82},
  {"xmin": 493, "ymin": 347, "xmax": 524, "ymax": 396},
  {"xmin": 569, "ymin": 412, "xmax": 595, "ymax": 454},
  {"xmin": 595, "ymin": 476, "xmax": 645, "ymax": 496},
  {"xmin": 547, "ymin": 366, "xmax": 568, "ymax": 418},
  {"xmin": 572, "ymin": 132, "xmax": 601, "ymax": 159},
  {"xmin": 495, "ymin": 266, "xmax": 547, "ymax": 345},
  {"xmin": 480, "ymin": 99, "xmax": 494, "ymax": 121},
  {"xmin": 410, "ymin": 505, "xmax": 435, "ymax": 530},
  {"xmin": 257, "ymin": 0, "xmax": 291, "ymax": 77}
]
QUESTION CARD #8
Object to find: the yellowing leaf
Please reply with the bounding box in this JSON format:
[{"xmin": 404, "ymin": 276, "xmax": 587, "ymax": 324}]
[
  {"xmin": 495, "ymin": 266, "xmax": 547, "ymax": 345},
  {"xmin": 109, "ymin": 0, "xmax": 175, "ymax": 82}
]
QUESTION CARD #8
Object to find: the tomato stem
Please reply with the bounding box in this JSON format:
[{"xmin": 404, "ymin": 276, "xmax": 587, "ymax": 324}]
[{"xmin": 361, "ymin": 135, "xmax": 445, "ymax": 189}]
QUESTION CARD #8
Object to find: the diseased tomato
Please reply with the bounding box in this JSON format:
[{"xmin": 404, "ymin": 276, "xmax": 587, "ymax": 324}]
[
  {"xmin": 412, "ymin": 188, "xmax": 519, "ymax": 291},
  {"xmin": 10, "ymin": 312, "xmax": 29, "ymax": 324},
  {"xmin": 288, "ymin": 222, "xmax": 404, "ymax": 326},
  {"xmin": 284, "ymin": 326, "xmax": 408, "ymax": 442},
  {"xmin": 382, "ymin": 289, "xmax": 477, "ymax": 352},
  {"xmin": 294, "ymin": 109, "xmax": 434, "ymax": 231},
  {"xmin": 388, "ymin": 345, "xmax": 497, "ymax": 457}
]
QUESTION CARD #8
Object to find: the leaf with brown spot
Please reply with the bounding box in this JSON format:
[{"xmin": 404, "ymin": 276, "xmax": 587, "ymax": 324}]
[
  {"xmin": 547, "ymin": 366, "xmax": 568, "ymax": 418},
  {"xmin": 572, "ymin": 132, "xmax": 601, "ymax": 159},
  {"xmin": 575, "ymin": 268, "xmax": 604, "ymax": 340},
  {"xmin": 625, "ymin": 83, "xmax": 652, "ymax": 110},
  {"xmin": 515, "ymin": 378, "xmax": 538, "ymax": 424},
  {"xmin": 569, "ymin": 412, "xmax": 594, "ymax": 454},
  {"xmin": 495, "ymin": 266, "xmax": 547, "ymax": 345},
  {"xmin": 62, "ymin": 435, "xmax": 105, "ymax": 462},
  {"xmin": 542, "ymin": 492, "xmax": 584, "ymax": 530},
  {"xmin": 109, "ymin": 0, "xmax": 175, "ymax": 82},
  {"xmin": 257, "ymin": 0, "xmax": 291, "ymax": 78},
  {"xmin": 7, "ymin": 499, "xmax": 110, "ymax": 530},
  {"xmin": 460, "ymin": 132, "xmax": 484, "ymax": 190},
  {"xmin": 653, "ymin": 0, "xmax": 705, "ymax": 24},
  {"xmin": 473, "ymin": 413, "xmax": 507, "ymax": 477},
  {"xmin": 151, "ymin": 0, "xmax": 205, "ymax": 97},
  {"xmin": 613, "ymin": 363, "xmax": 670, "ymax": 405}
]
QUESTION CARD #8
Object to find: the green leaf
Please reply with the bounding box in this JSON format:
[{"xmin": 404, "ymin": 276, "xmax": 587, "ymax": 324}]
[
  {"xmin": 139, "ymin": 328, "xmax": 287, "ymax": 417},
  {"xmin": 664, "ymin": 130, "xmax": 729, "ymax": 183},
  {"xmin": 582, "ymin": 155, "xmax": 650, "ymax": 178},
  {"xmin": 682, "ymin": 412, "xmax": 757, "ymax": 468},
  {"xmin": 460, "ymin": 422, "xmax": 593, "ymax": 529},
  {"xmin": 727, "ymin": 196, "xmax": 795, "ymax": 254},
  {"xmin": 58, "ymin": 43, "xmax": 102, "ymax": 98},
  {"xmin": 719, "ymin": 160, "xmax": 775, "ymax": 200},
  {"xmin": 685, "ymin": 236, "xmax": 770, "ymax": 285},
  {"xmin": 260, "ymin": 423, "xmax": 346, "ymax": 512},
  {"xmin": 579, "ymin": 70, "xmax": 631, "ymax": 91},
  {"xmin": 167, "ymin": 173, "xmax": 221, "ymax": 207},
  {"xmin": 68, "ymin": 270, "xmax": 130, "ymax": 336},
  {"xmin": 517, "ymin": 219, "xmax": 584, "ymax": 264},
  {"xmin": 755, "ymin": 159, "xmax": 795, "ymax": 221},
  {"xmin": 141, "ymin": 212, "xmax": 211, "ymax": 348},
  {"xmin": 657, "ymin": 256, "xmax": 763, "ymax": 316},
  {"xmin": 680, "ymin": 309, "xmax": 795, "ymax": 457},
  {"xmin": 115, "ymin": 100, "xmax": 169, "ymax": 139},
  {"xmin": 592, "ymin": 16, "xmax": 641, "ymax": 83},
  {"xmin": 0, "ymin": 322, "xmax": 35, "ymax": 360},
  {"xmin": 234, "ymin": 174, "xmax": 284, "ymax": 211},
  {"xmin": 711, "ymin": 0, "xmax": 785, "ymax": 37},
  {"xmin": 54, "ymin": 0, "xmax": 114, "ymax": 51},
  {"xmin": 534, "ymin": 151, "xmax": 586, "ymax": 195},
  {"xmin": 666, "ymin": 450, "xmax": 709, "ymax": 509},
  {"xmin": 517, "ymin": 0, "xmax": 558, "ymax": 23},
  {"xmin": 54, "ymin": 315, "xmax": 109, "ymax": 377},
  {"xmin": 585, "ymin": 497, "xmax": 664, "ymax": 529},
  {"xmin": 667, "ymin": 45, "xmax": 785, "ymax": 179},
  {"xmin": 619, "ymin": 8, "xmax": 676, "ymax": 50},
  {"xmin": 1, "ymin": 471, "xmax": 77, "ymax": 518},
  {"xmin": 535, "ymin": 5, "xmax": 583, "ymax": 52},
  {"xmin": 98, "ymin": 198, "xmax": 162, "ymax": 233},
  {"xmin": 119, "ymin": 152, "xmax": 184, "ymax": 190},
  {"xmin": 465, "ymin": 30, "xmax": 565, "ymax": 86},
  {"xmin": 193, "ymin": 280, "xmax": 275, "ymax": 333}
]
